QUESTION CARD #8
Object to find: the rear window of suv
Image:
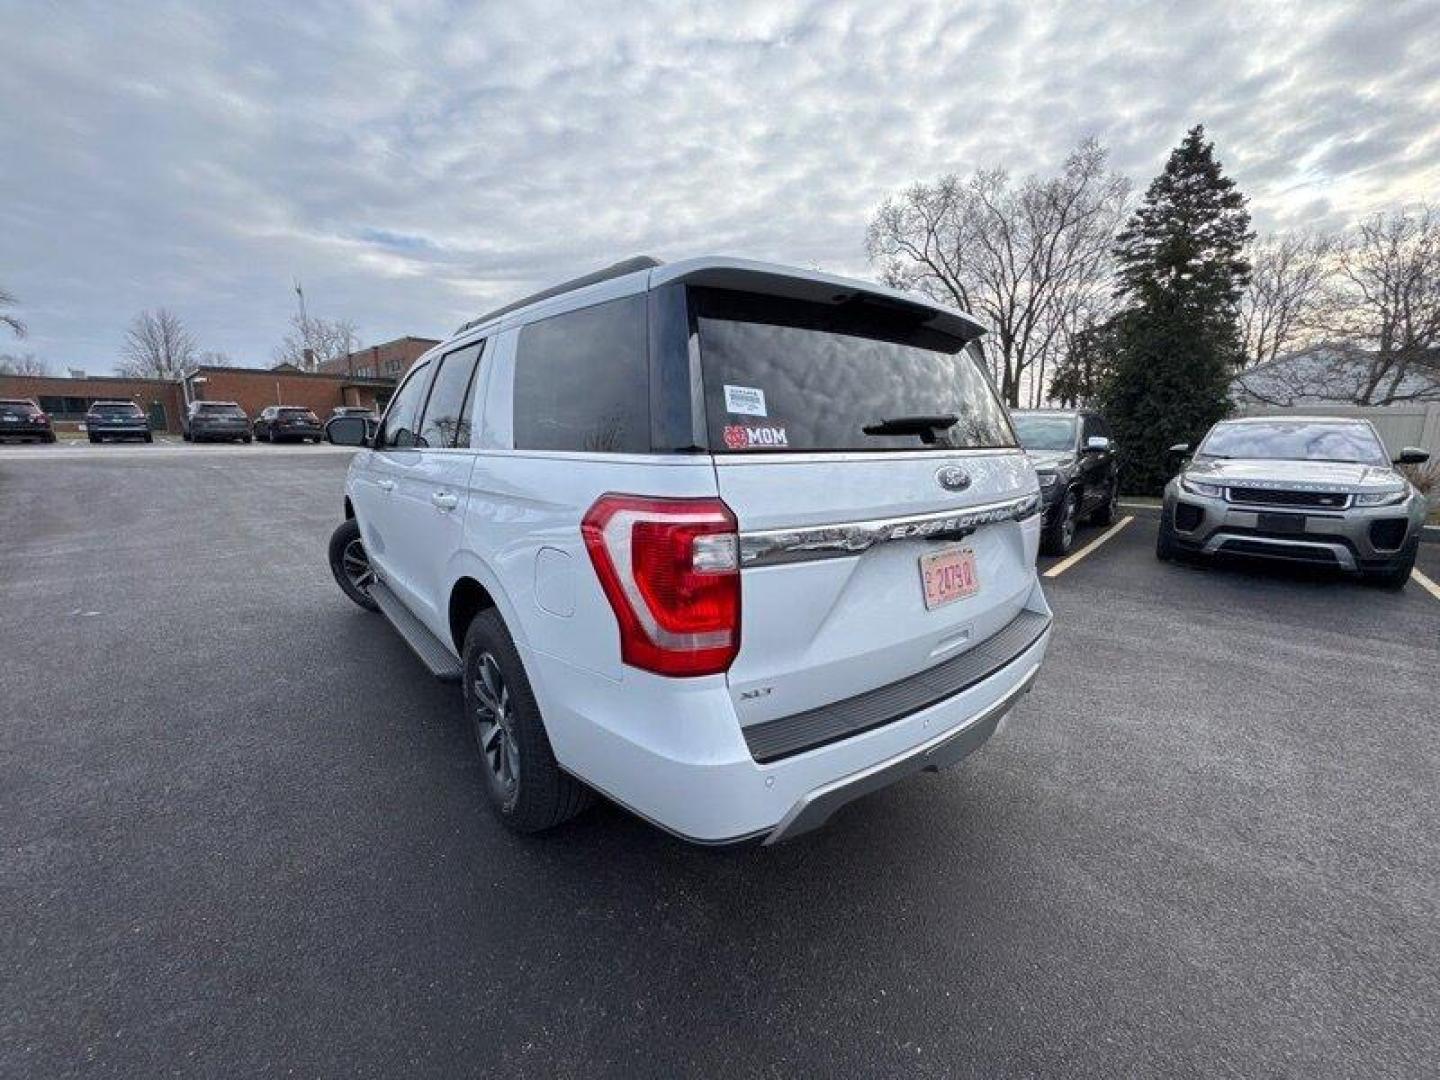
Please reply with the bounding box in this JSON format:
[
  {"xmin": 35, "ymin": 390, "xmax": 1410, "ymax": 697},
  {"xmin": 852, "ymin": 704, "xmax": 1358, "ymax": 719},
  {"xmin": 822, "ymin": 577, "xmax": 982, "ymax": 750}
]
[
  {"xmin": 92, "ymin": 403, "xmax": 142, "ymax": 414},
  {"xmin": 692, "ymin": 289, "xmax": 1016, "ymax": 453},
  {"xmin": 197, "ymin": 403, "xmax": 244, "ymax": 415}
]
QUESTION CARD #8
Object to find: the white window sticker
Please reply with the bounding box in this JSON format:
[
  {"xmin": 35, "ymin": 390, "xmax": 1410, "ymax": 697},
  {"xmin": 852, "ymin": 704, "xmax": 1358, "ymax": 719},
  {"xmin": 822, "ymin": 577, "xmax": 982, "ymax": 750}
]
[{"xmin": 723, "ymin": 384, "xmax": 768, "ymax": 417}]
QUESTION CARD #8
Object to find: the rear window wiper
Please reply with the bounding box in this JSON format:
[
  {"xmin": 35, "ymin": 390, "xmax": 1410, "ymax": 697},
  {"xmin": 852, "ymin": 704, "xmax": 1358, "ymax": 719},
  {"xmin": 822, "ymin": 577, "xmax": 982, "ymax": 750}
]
[{"xmin": 862, "ymin": 413, "xmax": 959, "ymax": 446}]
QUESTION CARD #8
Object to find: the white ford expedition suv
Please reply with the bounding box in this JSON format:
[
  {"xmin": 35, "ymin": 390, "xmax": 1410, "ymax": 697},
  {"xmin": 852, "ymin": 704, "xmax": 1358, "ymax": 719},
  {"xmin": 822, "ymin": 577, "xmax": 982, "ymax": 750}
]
[{"xmin": 324, "ymin": 256, "xmax": 1051, "ymax": 844}]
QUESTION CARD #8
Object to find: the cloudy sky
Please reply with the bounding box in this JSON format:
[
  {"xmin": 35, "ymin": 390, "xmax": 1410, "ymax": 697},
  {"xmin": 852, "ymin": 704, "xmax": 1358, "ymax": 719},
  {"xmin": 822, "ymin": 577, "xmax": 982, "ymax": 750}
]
[{"xmin": 3, "ymin": 0, "xmax": 1438, "ymax": 372}]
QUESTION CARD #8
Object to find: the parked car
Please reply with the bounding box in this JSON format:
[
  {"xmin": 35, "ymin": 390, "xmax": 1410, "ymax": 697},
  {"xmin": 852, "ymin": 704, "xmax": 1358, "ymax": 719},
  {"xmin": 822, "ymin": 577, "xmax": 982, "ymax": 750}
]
[
  {"xmin": 1158, "ymin": 416, "xmax": 1429, "ymax": 588},
  {"xmin": 324, "ymin": 255, "xmax": 1051, "ymax": 844},
  {"xmin": 331, "ymin": 406, "xmax": 376, "ymax": 419},
  {"xmin": 184, "ymin": 400, "xmax": 251, "ymax": 443},
  {"xmin": 1011, "ymin": 409, "xmax": 1119, "ymax": 555},
  {"xmin": 0, "ymin": 398, "xmax": 56, "ymax": 443},
  {"xmin": 85, "ymin": 400, "xmax": 151, "ymax": 442},
  {"xmin": 254, "ymin": 406, "xmax": 323, "ymax": 443}
]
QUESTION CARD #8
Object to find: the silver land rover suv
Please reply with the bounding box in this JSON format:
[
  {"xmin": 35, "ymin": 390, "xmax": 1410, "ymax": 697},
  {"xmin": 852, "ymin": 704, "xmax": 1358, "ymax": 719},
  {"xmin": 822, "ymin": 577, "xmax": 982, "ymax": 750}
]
[{"xmin": 1157, "ymin": 416, "xmax": 1430, "ymax": 588}]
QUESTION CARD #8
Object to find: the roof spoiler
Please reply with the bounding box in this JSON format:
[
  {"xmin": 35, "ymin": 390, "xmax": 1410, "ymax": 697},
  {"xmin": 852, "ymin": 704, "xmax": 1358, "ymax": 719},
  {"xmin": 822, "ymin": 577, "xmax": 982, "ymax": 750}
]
[{"xmin": 456, "ymin": 255, "xmax": 662, "ymax": 334}]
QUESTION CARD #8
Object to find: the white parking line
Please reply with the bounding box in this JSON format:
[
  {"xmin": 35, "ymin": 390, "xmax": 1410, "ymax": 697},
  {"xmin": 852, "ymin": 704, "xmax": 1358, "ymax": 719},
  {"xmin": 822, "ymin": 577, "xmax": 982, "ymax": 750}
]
[
  {"xmin": 1043, "ymin": 515, "xmax": 1135, "ymax": 579},
  {"xmin": 1412, "ymin": 566, "xmax": 1440, "ymax": 602}
]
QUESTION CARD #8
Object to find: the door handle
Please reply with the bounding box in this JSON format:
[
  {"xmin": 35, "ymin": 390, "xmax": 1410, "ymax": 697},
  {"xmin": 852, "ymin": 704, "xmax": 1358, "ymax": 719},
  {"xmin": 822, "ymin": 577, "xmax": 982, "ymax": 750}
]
[
  {"xmin": 376, "ymin": 479, "xmax": 395, "ymax": 493},
  {"xmin": 431, "ymin": 491, "xmax": 459, "ymax": 511}
]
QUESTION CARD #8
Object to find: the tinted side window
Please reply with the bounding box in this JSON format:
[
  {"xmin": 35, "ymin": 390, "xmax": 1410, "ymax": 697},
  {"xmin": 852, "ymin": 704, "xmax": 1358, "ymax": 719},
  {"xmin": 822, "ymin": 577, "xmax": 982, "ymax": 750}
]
[
  {"xmin": 513, "ymin": 295, "xmax": 649, "ymax": 453},
  {"xmin": 418, "ymin": 342, "xmax": 483, "ymax": 448},
  {"xmin": 378, "ymin": 363, "xmax": 431, "ymax": 449}
]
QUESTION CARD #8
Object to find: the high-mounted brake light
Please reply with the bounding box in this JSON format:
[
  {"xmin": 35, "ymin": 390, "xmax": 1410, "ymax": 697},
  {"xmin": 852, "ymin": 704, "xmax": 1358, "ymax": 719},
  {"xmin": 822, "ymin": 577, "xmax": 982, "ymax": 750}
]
[{"xmin": 582, "ymin": 495, "xmax": 740, "ymax": 677}]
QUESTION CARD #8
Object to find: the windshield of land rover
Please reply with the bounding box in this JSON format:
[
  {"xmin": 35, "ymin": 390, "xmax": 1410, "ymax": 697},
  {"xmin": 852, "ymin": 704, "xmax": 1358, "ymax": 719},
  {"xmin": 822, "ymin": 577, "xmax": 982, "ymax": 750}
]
[
  {"xmin": 693, "ymin": 288, "xmax": 1016, "ymax": 453},
  {"xmin": 1198, "ymin": 421, "xmax": 1387, "ymax": 465}
]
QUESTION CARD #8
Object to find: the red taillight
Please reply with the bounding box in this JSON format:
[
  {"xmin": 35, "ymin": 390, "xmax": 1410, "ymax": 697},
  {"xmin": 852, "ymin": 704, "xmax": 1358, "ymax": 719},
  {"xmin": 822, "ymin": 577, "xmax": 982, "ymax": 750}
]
[{"xmin": 582, "ymin": 494, "xmax": 740, "ymax": 677}]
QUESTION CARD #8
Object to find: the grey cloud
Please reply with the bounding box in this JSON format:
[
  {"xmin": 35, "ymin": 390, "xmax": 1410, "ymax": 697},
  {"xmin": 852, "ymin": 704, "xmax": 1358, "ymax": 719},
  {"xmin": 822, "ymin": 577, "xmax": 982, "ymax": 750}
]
[{"xmin": 1, "ymin": 0, "xmax": 1438, "ymax": 370}]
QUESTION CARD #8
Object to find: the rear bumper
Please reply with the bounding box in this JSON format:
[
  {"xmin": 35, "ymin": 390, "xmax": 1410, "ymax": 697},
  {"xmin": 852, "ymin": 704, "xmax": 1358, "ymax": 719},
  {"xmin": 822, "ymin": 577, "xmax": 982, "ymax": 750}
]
[
  {"xmin": 191, "ymin": 425, "xmax": 249, "ymax": 439},
  {"xmin": 0, "ymin": 422, "xmax": 51, "ymax": 437},
  {"xmin": 89, "ymin": 425, "xmax": 149, "ymax": 436},
  {"xmin": 527, "ymin": 583, "xmax": 1052, "ymax": 844}
]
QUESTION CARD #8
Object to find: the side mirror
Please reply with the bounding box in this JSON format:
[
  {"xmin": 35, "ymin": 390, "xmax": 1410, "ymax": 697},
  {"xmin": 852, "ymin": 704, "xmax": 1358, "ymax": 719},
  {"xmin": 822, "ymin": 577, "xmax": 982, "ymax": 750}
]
[
  {"xmin": 1084, "ymin": 435, "xmax": 1111, "ymax": 453},
  {"xmin": 326, "ymin": 415, "xmax": 374, "ymax": 447},
  {"xmin": 1167, "ymin": 443, "xmax": 1191, "ymax": 455},
  {"xmin": 1395, "ymin": 447, "xmax": 1429, "ymax": 466}
]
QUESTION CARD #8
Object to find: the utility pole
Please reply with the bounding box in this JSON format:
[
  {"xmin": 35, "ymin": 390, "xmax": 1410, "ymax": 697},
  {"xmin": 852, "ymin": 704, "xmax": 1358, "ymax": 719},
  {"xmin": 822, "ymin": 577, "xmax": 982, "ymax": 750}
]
[{"xmin": 294, "ymin": 279, "xmax": 314, "ymax": 370}]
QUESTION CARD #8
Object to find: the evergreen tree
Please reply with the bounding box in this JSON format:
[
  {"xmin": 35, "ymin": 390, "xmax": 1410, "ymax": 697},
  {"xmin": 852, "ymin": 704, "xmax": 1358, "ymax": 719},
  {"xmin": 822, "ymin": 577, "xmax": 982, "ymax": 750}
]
[
  {"xmin": 1048, "ymin": 317, "xmax": 1119, "ymax": 407},
  {"xmin": 1098, "ymin": 126, "xmax": 1252, "ymax": 492}
]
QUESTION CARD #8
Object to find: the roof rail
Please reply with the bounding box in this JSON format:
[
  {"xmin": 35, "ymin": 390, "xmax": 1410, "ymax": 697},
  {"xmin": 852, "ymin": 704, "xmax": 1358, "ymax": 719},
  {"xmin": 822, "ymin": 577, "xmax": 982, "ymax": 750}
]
[{"xmin": 456, "ymin": 255, "xmax": 662, "ymax": 334}]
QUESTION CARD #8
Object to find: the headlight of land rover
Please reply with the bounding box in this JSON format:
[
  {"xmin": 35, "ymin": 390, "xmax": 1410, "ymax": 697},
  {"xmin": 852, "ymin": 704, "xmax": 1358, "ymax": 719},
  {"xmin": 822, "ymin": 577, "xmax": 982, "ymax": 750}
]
[
  {"xmin": 1354, "ymin": 487, "xmax": 1409, "ymax": 507},
  {"xmin": 1038, "ymin": 472, "xmax": 1060, "ymax": 488},
  {"xmin": 1179, "ymin": 475, "xmax": 1224, "ymax": 498}
]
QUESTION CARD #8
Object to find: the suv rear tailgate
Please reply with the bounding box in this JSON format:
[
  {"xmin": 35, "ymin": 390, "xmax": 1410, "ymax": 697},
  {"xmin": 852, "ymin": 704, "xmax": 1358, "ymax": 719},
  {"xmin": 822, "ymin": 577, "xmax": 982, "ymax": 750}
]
[{"xmin": 719, "ymin": 453, "xmax": 1040, "ymax": 728}]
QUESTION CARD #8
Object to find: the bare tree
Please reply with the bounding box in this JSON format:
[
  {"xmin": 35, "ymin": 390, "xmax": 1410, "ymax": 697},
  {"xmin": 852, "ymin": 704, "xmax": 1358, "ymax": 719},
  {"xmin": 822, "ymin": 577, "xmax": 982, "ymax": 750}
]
[
  {"xmin": 1314, "ymin": 206, "xmax": 1440, "ymax": 405},
  {"xmin": 0, "ymin": 351, "xmax": 48, "ymax": 376},
  {"xmin": 119, "ymin": 309, "xmax": 198, "ymax": 378},
  {"xmin": 196, "ymin": 350, "xmax": 235, "ymax": 367},
  {"xmin": 867, "ymin": 139, "xmax": 1130, "ymax": 406},
  {"xmin": 1, "ymin": 286, "xmax": 26, "ymax": 338},
  {"xmin": 1240, "ymin": 231, "xmax": 1335, "ymax": 367},
  {"xmin": 273, "ymin": 313, "xmax": 360, "ymax": 371}
]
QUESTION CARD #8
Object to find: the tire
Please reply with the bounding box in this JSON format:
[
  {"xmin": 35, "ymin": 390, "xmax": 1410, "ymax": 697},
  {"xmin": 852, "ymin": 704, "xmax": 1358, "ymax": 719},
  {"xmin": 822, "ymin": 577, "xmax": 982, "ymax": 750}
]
[
  {"xmin": 1091, "ymin": 478, "xmax": 1118, "ymax": 526},
  {"xmin": 1156, "ymin": 512, "xmax": 1177, "ymax": 561},
  {"xmin": 463, "ymin": 608, "xmax": 592, "ymax": 834},
  {"xmin": 1366, "ymin": 541, "xmax": 1418, "ymax": 591},
  {"xmin": 1041, "ymin": 489, "xmax": 1079, "ymax": 556},
  {"xmin": 42, "ymin": 432, "xmax": 56, "ymax": 444},
  {"xmin": 242, "ymin": 435, "xmax": 252, "ymax": 444},
  {"xmin": 87, "ymin": 434, "xmax": 98, "ymax": 444},
  {"xmin": 327, "ymin": 519, "xmax": 379, "ymax": 612},
  {"xmin": 143, "ymin": 432, "xmax": 153, "ymax": 443},
  {"xmin": 182, "ymin": 430, "xmax": 191, "ymax": 441}
]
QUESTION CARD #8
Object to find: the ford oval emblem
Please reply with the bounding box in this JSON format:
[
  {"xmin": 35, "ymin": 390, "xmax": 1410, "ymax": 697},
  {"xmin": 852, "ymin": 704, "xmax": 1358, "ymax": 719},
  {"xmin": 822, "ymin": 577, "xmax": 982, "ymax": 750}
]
[{"xmin": 936, "ymin": 466, "xmax": 972, "ymax": 492}]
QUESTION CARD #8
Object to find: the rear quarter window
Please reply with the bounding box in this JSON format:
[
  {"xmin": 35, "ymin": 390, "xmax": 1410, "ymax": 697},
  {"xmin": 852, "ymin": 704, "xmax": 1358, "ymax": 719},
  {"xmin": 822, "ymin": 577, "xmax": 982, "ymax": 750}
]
[{"xmin": 512, "ymin": 295, "xmax": 649, "ymax": 453}]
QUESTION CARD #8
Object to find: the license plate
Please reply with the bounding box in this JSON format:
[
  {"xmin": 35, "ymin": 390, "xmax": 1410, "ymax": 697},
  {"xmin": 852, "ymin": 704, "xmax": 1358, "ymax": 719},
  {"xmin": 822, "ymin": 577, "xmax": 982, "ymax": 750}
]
[
  {"xmin": 1, "ymin": 416, "xmax": 18, "ymax": 422},
  {"xmin": 920, "ymin": 545, "xmax": 980, "ymax": 610},
  {"xmin": 1258, "ymin": 513, "xmax": 1306, "ymax": 534}
]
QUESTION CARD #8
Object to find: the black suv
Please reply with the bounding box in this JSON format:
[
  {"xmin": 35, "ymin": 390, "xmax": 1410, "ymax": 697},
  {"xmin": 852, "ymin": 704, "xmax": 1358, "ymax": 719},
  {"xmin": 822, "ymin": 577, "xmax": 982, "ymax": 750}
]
[
  {"xmin": 184, "ymin": 400, "xmax": 251, "ymax": 443},
  {"xmin": 0, "ymin": 399, "xmax": 56, "ymax": 443},
  {"xmin": 1011, "ymin": 409, "xmax": 1118, "ymax": 555},
  {"xmin": 254, "ymin": 406, "xmax": 323, "ymax": 443},
  {"xmin": 85, "ymin": 400, "xmax": 152, "ymax": 443}
]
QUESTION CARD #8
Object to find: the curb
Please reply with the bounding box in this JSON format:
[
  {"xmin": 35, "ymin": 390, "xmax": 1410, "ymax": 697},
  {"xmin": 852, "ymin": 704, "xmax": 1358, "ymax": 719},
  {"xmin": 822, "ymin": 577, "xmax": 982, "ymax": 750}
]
[{"xmin": 1118, "ymin": 501, "xmax": 1440, "ymax": 545}]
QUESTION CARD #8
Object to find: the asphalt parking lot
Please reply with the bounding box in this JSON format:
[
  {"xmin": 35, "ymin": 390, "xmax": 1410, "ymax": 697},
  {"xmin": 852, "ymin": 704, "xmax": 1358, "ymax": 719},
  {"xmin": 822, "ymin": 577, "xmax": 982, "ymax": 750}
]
[{"xmin": 3, "ymin": 446, "xmax": 1437, "ymax": 1078}]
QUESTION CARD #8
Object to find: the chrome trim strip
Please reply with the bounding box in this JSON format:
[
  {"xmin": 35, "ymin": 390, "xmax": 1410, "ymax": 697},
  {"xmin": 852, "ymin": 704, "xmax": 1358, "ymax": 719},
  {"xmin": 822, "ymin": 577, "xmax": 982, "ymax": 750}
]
[
  {"xmin": 738, "ymin": 492, "xmax": 1042, "ymax": 567},
  {"xmin": 1202, "ymin": 532, "xmax": 1357, "ymax": 571}
]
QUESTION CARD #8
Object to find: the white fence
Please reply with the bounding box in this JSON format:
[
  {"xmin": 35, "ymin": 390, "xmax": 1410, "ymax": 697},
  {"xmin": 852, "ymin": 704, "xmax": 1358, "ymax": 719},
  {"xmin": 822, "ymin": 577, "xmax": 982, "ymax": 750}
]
[{"xmin": 1232, "ymin": 402, "xmax": 1440, "ymax": 459}]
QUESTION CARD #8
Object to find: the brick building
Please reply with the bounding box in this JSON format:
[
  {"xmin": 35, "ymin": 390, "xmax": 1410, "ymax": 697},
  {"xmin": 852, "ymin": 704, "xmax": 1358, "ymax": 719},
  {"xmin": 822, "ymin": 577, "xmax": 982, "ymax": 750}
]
[
  {"xmin": 317, "ymin": 336, "xmax": 439, "ymax": 380},
  {"xmin": 180, "ymin": 365, "xmax": 397, "ymax": 424},
  {"xmin": 0, "ymin": 365, "xmax": 398, "ymax": 434},
  {"xmin": 0, "ymin": 373, "xmax": 185, "ymax": 432}
]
